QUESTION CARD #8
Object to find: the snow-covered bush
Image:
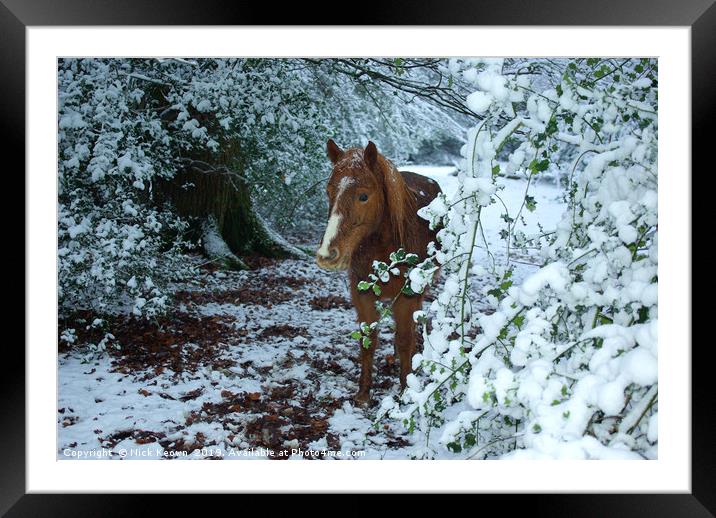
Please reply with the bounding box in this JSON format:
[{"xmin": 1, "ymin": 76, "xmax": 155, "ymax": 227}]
[
  {"xmin": 58, "ymin": 59, "xmax": 194, "ymax": 322},
  {"xmin": 378, "ymin": 58, "xmax": 659, "ymax": 459}
]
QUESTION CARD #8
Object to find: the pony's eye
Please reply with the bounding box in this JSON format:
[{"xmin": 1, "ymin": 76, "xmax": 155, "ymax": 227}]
[{"xmin": 358, "ymin": 193, "xmax": 368, "ymax": 202}]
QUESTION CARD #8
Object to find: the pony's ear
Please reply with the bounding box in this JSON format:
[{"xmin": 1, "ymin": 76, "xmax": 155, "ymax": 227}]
[
  {"xmin": 326, "ymin": 139, "xmax": 343, "ymax": 164},
  {"xmin": 364, "ymin": 141, "xmax": 378, "ymax": 171}
]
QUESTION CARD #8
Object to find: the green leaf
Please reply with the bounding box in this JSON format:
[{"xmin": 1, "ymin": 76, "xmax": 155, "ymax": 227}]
[
  {"xmin": 637, "ymin": 306, "xmax": 650, "ymax": 323},
  {"xmin": 389, "ymin": 248, "xmax": 406, "ymax": 263},
  {"xmin": 446, "ymin": 441, "xmax": 462, "ymax": 453},
  {"xmin": 525, "ymin": 195, "xmax": 537, "ymax": 212},
  {"xmin": 372, "ymin": 284, "xmax": 382, "ymax": 296},
  {"xmin": 357, "ymin": 281, "xmax": 371, "ymax": 291},
  {"xmin": 595, "ymin": 65, "xmax": 610, "ymax": 79},
  {"xmin": 350, "ymin": 331, "xmax": 362, "ymax": 340},
  {"xmin": 362, "ymin": 336, "xmax": 372, "ymax": 349},
  {"xmin": 598, "ymin": 314, "xmax": 612, "ymax": 325},
  {"xmin": 545, "ymin": 118, "xmax": 557, "ymax": 136},
  {"xmin": 487, "ymin": 288, "xmax": 502, "ymax": 298},
  {"xmin": 464, "ymin": 433, "xmax": 477, "ymax": 448}
]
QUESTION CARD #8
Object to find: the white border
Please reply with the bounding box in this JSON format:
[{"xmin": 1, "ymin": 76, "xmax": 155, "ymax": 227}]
[{"xmin": 27, "ymin": 27, "xmax": 690, "ymax": 492}]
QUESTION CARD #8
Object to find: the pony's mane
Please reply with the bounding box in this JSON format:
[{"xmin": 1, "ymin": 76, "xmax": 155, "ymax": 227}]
[{"xmin": 374, "ymin": 153, "xmax": 418, "ymax": 253}]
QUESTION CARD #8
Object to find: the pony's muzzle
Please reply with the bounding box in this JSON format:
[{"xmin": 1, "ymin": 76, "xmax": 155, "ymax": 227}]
[
  {"xmin": 317, "ymin": 246, "xmax": 338, "ymax": 260},
  {"xmin": 316, "ymin": 247, "xmax": 344, "ymax": 270}
]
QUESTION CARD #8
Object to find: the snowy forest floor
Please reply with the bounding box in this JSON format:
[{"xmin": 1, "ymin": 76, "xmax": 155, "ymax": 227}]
[{"xmin": 58, "ymin": 167, "xmax": 566, "ymax": 460}]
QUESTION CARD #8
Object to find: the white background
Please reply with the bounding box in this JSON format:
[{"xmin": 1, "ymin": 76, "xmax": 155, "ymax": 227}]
[{"xmin": 27, "ymin": 27, "xmax": 690, "ymax": 492}]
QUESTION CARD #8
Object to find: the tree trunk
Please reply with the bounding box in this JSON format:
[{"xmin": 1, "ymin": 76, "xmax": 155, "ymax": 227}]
[
  {"xmin": 218, "ymin": 171, "xmax": 307, "ymax": 260},
  {"xmin": 200, "ymin": 215, "xmax": 248, "ymax": 270},
  {"xmin": 157, "ymin": 142, "xmax": 307, "ymax": 268}
]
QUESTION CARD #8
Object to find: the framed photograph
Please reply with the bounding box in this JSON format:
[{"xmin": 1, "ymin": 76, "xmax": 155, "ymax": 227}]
[{"xmin": 6, "ymin": 0, "xmax": 710, "ymax": 514}]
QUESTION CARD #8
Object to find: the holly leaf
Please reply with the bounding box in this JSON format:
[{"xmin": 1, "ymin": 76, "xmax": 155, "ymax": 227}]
[{"xmin": 525, "ymin": 195, "xmax": 537, "ymax": 212}]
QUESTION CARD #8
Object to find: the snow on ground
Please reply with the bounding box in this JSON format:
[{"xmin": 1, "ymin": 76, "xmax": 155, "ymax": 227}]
[
  {"xmin": 58, "ymin": 167, "xmax": 565, "ymax": 460},
  {"xmin": 401, "ymin": 164, "xmax": 566, "ymax": 285}
]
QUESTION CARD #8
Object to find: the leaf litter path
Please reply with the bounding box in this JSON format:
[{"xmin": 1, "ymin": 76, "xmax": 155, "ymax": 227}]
[{"xmin": 58, "ymin": 258, "xmax": 419, "ymax": 460}]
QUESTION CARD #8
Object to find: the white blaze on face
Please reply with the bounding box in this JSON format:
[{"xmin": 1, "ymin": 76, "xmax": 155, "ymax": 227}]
[
  {"xmin": 318, "ymin": 176, "xmax": 354, "ymax": 258},
  {"xmin": 317, "ymin": 213, "xmax": 342, "ymax": 258}
]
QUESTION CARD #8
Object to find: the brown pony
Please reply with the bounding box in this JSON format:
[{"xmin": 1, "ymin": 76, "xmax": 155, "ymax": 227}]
[{"xmin": 316, "ymin": 139, "xmax": 441, "ymax": 406}]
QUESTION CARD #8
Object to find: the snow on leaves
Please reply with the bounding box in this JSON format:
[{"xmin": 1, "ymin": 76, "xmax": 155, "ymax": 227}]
[{"xmin": 381, "ymin": 58, "xmax": 659, "ymax": 460}]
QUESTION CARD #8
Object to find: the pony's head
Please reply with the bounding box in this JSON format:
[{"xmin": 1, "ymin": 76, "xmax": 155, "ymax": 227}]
[{"xmin": 316, "ymin": 139, "xmax": 415, "ymax": 271}]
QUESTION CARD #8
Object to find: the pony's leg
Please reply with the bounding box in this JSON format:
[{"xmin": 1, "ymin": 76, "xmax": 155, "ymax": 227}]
[
  {"xmin": 352, "ymin": 294, "xmax": 379, "ymax": 407},
  {"xmin": 393, "ymin": 295, "xmax": 422, "ymax": 389}
]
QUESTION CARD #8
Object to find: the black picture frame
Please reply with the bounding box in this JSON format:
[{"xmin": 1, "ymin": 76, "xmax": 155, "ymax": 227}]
[{"xmin": 4, "ymin": 0, "xmax": 710, "ymax": 515}]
